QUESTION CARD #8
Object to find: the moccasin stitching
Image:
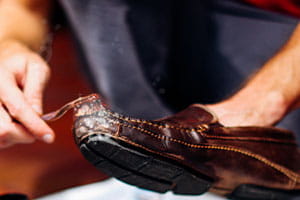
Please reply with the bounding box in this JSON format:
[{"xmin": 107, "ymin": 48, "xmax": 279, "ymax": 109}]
[
  {"xmin": 104, "ymin": 110, "xmax": 295, "ymax": 144},
  {"xmin": 114, "ymin": 121, "xmax": 300, "ymax": 184}
]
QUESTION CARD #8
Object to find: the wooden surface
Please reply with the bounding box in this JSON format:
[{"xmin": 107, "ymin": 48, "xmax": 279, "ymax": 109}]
[{"xmin": 0, "ymin": 28, "xmax": 106, "ymax": 198}]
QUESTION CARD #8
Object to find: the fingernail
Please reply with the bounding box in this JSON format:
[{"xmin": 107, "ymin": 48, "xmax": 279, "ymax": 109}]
[{"xmin": 42, "ymin": 134, "xmax": 54, "ymax": 143}]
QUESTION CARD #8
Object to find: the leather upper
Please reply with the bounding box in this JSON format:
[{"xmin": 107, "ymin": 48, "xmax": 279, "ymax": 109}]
[{"xmin": 73, "ymin": 95, "xmax": 300, "ymax": 194}]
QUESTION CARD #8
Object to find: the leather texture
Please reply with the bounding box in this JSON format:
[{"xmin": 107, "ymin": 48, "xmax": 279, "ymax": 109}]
[{"xmin": 72, "ymin": 94, "xmax": 300, "ymax": 195}]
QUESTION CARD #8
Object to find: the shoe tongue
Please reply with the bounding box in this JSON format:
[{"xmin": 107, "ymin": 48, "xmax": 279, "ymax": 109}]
[{"xmin": 157, "ymin": 104, "xmax": 219, "ymax": 127}]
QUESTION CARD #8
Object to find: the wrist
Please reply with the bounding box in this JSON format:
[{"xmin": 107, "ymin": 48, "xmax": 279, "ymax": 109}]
[
  {"xmin": 0, "ymin": 38, "xmax": 26, "ymax": 46},
  {"xmin": 0, "ymin": 36, "xmax": 46, "ymax": 54},
  {"xmin": 0, "ymin": 39, "xmax": 31, "ymax": 55},
  {"xmin": 0, "ymin": 1, "xmax": 49, "ymax": 52}
]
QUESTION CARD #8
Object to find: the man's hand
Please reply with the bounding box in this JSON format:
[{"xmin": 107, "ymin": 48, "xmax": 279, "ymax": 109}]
[
  {"xmin": 206, "ymin": 93, "xmax": 286, "ymax": 127},
  {"xmin": 0, "ymin": 0, "xmax": 52, "ymax": 148},
  {"xmin": 0, "ymin": 40, "xmax": 54, "ymax": 148},
  {"xmin": 207, "ymin": 24, "xmax": 300, "ymax": 127}
]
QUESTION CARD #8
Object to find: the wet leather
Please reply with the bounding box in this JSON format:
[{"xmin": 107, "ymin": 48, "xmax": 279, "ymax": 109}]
[{"xmin": 73, "ymin": 97, "xmax": 300, "ymax": 194}]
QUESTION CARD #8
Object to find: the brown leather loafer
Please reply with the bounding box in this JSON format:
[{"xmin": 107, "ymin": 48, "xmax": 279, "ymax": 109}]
[{"xmin": 44, "ymin": 94, "xmax": 300, "ymax": 200}]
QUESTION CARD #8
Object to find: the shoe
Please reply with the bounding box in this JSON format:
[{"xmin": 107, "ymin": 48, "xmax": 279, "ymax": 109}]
[{"xmin": 44, "ymin": 94, "xmax": 300, "ymax": 200}]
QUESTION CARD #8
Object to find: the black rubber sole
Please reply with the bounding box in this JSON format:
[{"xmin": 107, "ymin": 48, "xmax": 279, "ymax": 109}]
[
  {"xmin": 229, "ymin": 185, "xmax": 300, "ymax": 200},
  {"xmin": 78, "ymin": 134, "xmax": 300, "ymax": 200},
  {"xmin": 79, "ymin": 134, "xmax": 212, "ymax": 195},
  {"xmin": 0, "ymin": 194, "xmax": 28, "ymax": 200}
]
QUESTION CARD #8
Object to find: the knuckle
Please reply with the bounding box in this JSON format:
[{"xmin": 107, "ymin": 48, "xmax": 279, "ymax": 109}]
[
  {"xmin": 7, "ymin": 102, "xmax": 26, "ymax": 118},
  {"xmin": 29, "ymin": 58, "xmax": 51, "ymax": 78},
  {"xmin": 27, "ymin": 51, "xmax": 41, "ymax": 60},
  {"xmin": 2, "ymin": 54, "xmax": 26, "ymax": 69},
  {"xmin": 28, "ymin": 94, "xmax": 41, "ymax": 104},
  {"xmin": 30, "ymin": 53, "xmax": 47, "ymax": 66},
  {"xmin": 40, "ymin": 65, "xmax": 51, "ymax": 81},
  {"xmin": 23, "ymin": 137, "xmax": 35, "ymax": 144}
]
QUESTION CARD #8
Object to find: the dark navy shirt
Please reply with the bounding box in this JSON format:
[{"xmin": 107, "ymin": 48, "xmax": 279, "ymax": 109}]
[{"xmin": 59, "ymin": 0, "xmax": 300, "ymax": 143}]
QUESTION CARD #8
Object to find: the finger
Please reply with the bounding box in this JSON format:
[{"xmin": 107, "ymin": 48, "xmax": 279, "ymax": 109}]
[
  {"xmin": 0, "ymin": 103, "xmax": 14, "ymax": 148},
  {"xmin": 11, "ymin": 123, "xmax": 35, "ymax": 144},
  {"xmin": 0, "ymin": 105, "xmax": 34, "ymax": 148},
  {"xmin": 0, "ymin": 125, "xmax": 35, "ymax": 148},
  {"xmin": 0, "ymin": 71, "xmax": 55, "ymax": 143},
  {"xmin": 23, "ymin": 57, "xmax": 50, "ymax": 114}
]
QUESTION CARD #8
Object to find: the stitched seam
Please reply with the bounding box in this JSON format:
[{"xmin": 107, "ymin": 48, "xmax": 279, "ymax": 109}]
[
  {"xmin": 81, "ymin": 111, "xmax": 299, "ymax": 183},
  {"xmin": 104, "ymin": 110, "xmax": 295, "ymax": 144},
  {"xmin": 201, "ymin": 134, "xmax": 296, "ymax": 144},
  {"xmin": 80, "ymin": 129, "xmax": 298, "ymax": 189},
  {"xmin": 107, "ymin": 120, "xmax": 299, "ymax": 183},
  {"xmin": 105, "ymin": 110, "xmax": 208, "ymax": 131},
  {"xmin": 80, "ymin": 132, "xmax": 178, "ymax": 168},
  {"xmin": 289, "ymin": 179, "xmax": 297, "ymax": 189}
]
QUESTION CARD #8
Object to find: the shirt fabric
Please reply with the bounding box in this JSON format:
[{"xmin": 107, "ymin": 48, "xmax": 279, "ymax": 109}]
[{"xmin": 244, "ymin": 0, "xmax": 300, "ymax": 18}]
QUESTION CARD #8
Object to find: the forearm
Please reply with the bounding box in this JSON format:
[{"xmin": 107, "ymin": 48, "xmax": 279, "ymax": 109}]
[
  {"xmin": 237, "ymin": 24, "xmax": 300, "ymax": 110},
  {"xmin": 0, "ymin": 0, "xmax": 51, "ymax": 51},
  {"xmin": 209, "ymin": 23, "xmax": 300, "ymax": 126}
]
